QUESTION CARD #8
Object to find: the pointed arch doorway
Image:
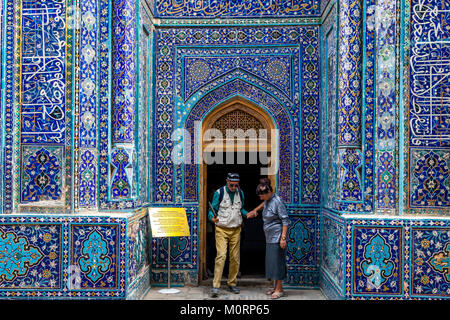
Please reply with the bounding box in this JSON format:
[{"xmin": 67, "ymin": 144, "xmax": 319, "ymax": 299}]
[{"xmin": 199, "ymin": 97, "xmax": 277, "ymax": 283}]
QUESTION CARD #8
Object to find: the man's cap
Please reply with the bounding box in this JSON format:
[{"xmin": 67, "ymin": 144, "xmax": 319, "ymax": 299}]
[{"xmin": 227, "ymin": 172, "xmax": 240, "ymax": 181}]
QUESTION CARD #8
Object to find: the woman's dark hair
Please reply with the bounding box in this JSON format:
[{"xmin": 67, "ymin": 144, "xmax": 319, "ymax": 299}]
[
  {"xmin": 256, "ymin": 182, "xmax": 272, "ymax": 195},
  {"xmin": 259, "ymin": 177, "xmax": 271, "ymax": 186}
]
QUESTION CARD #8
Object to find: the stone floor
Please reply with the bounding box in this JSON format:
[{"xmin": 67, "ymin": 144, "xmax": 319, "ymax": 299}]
[{"xmin": 142, "ymin": 277, "xmax": 326, "ymax": 300}]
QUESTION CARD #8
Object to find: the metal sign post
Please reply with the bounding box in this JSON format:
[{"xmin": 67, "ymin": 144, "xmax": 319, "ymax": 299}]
[{"xmin": 158, "ymin": 237, "xmax": 180, "ymax": 294}]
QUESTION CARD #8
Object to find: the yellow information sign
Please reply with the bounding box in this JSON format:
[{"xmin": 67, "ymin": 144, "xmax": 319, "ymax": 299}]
[{"xmin": 148, "ymin": 207, "xmax": 190, "ymax": 238}]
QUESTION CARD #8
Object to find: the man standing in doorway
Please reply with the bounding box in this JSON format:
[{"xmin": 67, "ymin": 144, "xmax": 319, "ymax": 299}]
[{"xmin": 208, "ymin": 172, "xmax": 255, "ymax": 297}]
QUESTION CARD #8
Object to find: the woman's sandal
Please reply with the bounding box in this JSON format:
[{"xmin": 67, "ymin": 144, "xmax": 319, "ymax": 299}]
[
  {"xmin": 270, "ymin": 291, "xmax": 285, "ymax": 299},
  {"xmin": 266, "ymin": 289, "xmax": 275, "ymax": 295}
]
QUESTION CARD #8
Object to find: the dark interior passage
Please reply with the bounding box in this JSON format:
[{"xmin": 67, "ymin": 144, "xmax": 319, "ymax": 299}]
[{"xmin": 205, "ymin": 152, "xmax": 267, "ymax": 279}]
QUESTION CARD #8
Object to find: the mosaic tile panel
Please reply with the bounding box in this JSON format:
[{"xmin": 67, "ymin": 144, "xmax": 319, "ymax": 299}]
[
  {"xmin": 11, "ymin": 0, "xmax": 74, "ymax": 213},
  {"xmin": 337, "ymin": 0, "xmax": 362, "ymax": 147},
  {"xmin": 74, "ymin": 0, "xmax": 98, "ymax": 209},
  {"xmin": 106, "ymin": 0, "xmax": 140, "ymax": 208},
  {"xmin": 355, "ymin": 0, "xmax": 376, "ymax": 213},
  {"xmin": 284, "ymin": 209, "xmax": 320, "ymax": 287},
  {"xmin": 408, "ymin": 0, "xmax": 450, "ymax": 148},
  {"xmin": 96, "ymin": 0, "xmax": 140, "ymax": 210},
  {"xmin": 333, "ymin": 0, "xmax": 367, "ymax": 210},
  {"xmin": 96, "ymin": 0, "xmax": 149, "ymax": 210},
  {"xmin": 127, "ymin": 266, "xmax": 151, "ymax": 299},
  {"xmin": 2, "ymin": 0, "xmax": 16, "ymax": 213},
  {"xmin": 321, "ymin": 267, "xmax": 345, "ymax": 299},
  {"xmin": 337, "ymin": 148, "xmax": 363, "ymax": 202},
  {"xmin": 375, "ymin": 0, "xmax": 397, "ymax": 211},
  {"xmin": 404, "ymin": 0, "xmax": 450, "ymax": 214},
  {"xmin": 97, "ymin": 0, "xmax": 111, "ymax": 210},
  {"xmin": 71, "ymin": 224, "xmax": 119, "ymax": 289},
  {"xmin": 352, "ymin": 226, "xmax": 403, "ymax": 296},
  {"xmin": 345, "ymin": 219, "xmax": 406, "ymax": 299},
  {"xmin": 301, "ymin": 30, "xmax": 321, "ymax": 204},
  {"xmin": 334, "ymin": 0, "xmax": 375, "ymax": 212},
  {"xmin": 182, "ymin": 54, "xmax": 293, "ymax": 102},
  {"xmin": 110, "ymin": 147, "xmax": 136, "ymax": 200},
  {"xmin": 409, "ymin": 149, "xmax": 449, "ymax": 208},
  {"xmin": 321, "ymin": 3, "xmax": 338, "ymax": 210},
  {"xmin": 137, "ymin": 3, "xmax": 153, "ymax": 205},
  {"xmin": 151, "ymin": 269, "xmax": 198, "ymax": 286},
  {"xmin": 285, "ymin": 271, "xmax": 320, "ymax": 288},
  {"xmin": 78, "ymin": 0, "xmax": 98, "ymax": 149},
  {"xmin": 321, "ymin": 0, "xmax": 375, "ymax": 213},
  {"xmin": 78, "ymin": 149, "xmax": 97, "ymax": 207},
  {"xmin": 154, "ymin": 26, "xmax": 321, "ymax": 206},
  {"xmin": 112, "ymin": 0, "xmax": 136, "ymax": 144},
  {"xmin": 155, "ymin": 0, "xmax": 322, "ymax": 18},
  {"xmin": 0, "ymin": 215, "xmax": 127, "ymax": 299},
  {"xmin": 286, "ymin": 211, "xmax": 320, "ymax": 268},
  {"xmin": 67, "ymin": 217, "xmax": 126, "ymax": 298},
  {"xmin": 0, "ymin": 224, "xmax": 62, "ymax": 289},
  {"xmin": 20, "ymin": 146, "xmax": 63, "ymax": 204},
  {"xmin": 376, "ymin": 151, "xmax": 396, "ymax": 208},
  {"xmin": 174, "ymin": 44, "xmax": 299, "ymax": 128},
  {"xmin": 20, "ymin": 0, "xmax": 67, "ymax": 145},
  {"xmin": 411, "ymin": 226, "xmax": 450, "ymax": 298},
  {"xmin": 321, "ymin": 211, "xmax": 345, "ymax": 292},
  {"xmin": 127, "ymin": 210, "xmax": 151, "ymax": 286}
]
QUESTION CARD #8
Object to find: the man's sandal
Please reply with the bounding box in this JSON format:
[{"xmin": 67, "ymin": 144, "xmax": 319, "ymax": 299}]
[{"xmin": 270, "ymin": 291, "xmax": 285, "ymax": 299}]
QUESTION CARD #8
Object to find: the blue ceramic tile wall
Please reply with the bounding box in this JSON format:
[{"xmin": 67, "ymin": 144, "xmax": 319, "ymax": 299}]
[{"xmin": 0, "ymin": 0, "xmax": 449, "ymax": 300}]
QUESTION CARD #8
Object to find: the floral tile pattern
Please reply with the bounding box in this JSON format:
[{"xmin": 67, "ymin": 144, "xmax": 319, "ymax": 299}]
[{"xmin": 0, "ymin": 0, "xmax": 448, "ymax": 300}]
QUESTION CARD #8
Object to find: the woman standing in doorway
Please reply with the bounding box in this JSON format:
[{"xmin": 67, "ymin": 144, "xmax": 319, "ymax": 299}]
[{"xmin": 247, "ymin": 179, "xmax": 290, "ymax": 299}]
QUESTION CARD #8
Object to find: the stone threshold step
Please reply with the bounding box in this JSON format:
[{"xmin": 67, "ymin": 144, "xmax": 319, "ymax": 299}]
[{"xmin": 201, "ymin": 276, "xmax": 272, "ymax": 287}]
